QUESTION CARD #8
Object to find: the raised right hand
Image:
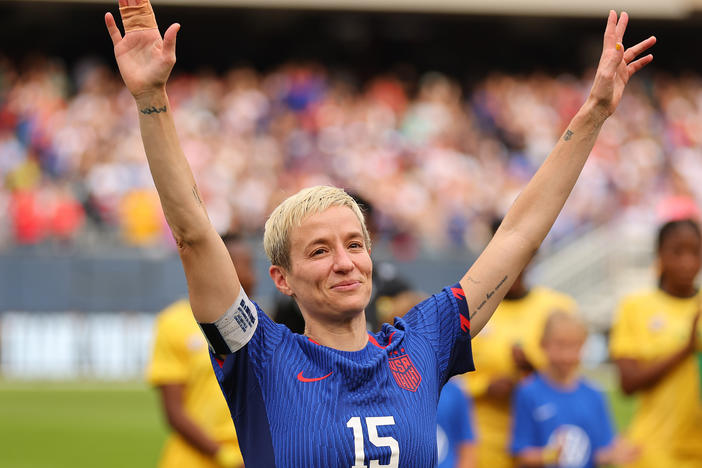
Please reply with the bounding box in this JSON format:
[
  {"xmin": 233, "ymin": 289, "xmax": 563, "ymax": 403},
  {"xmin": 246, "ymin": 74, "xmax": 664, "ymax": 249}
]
[{"xmin": 105, "ymin": 0, "xmax": 180, "ymax": 98}]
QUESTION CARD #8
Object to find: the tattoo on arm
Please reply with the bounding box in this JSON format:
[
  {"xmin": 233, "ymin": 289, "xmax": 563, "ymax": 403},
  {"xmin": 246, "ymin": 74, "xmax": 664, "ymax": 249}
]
[
  {"xmin": 471, "ymin": 275, "xmax": 508, "ymax": 319},
  {"xmin": 465, "ymin": 276, "xmax": 481, "ymax": 285},
  {"xmin": 564, "ymin": 129, "xmax": 574, "ymax": 141},
  {"xmin": 140, "ymin": 105, "xmax": 167, "ymax": 115},
  {"xmin": 192, "ymin": 186, "xmax": 203, "ymax": 205}
]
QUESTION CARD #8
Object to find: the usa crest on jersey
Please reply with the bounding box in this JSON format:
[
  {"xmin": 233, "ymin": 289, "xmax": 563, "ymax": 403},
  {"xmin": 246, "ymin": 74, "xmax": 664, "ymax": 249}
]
[{"xmin": 388, "ymin": 348, "xmax": 422, "ymax": 392}]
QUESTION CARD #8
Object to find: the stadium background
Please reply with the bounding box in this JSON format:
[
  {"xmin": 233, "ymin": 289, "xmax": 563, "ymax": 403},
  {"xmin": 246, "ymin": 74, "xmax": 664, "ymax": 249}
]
[{"xmin": 2, "ymin": 0, "xmax": 702, "ymax": 466}]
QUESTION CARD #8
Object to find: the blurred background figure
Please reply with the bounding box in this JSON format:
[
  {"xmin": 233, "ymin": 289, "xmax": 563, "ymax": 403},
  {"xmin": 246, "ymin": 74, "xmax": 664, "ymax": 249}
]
[
  {"xmin": 511, "ymin": 311, "xmax": 639, "ymax": 468},
  {"xmin": 610, "ymin": 219, "xmax": 702, "ymax": 468},
  {"xmin": 146, "ymin": 233, "xmax": 254, "ymax": 468},
  {"xmin": 463, "ymin": 221, "xmax": 577, "ymax": 468},
  {"xmin": 437, "ymin": 378, "xmax": 477, "ymax": 468}
]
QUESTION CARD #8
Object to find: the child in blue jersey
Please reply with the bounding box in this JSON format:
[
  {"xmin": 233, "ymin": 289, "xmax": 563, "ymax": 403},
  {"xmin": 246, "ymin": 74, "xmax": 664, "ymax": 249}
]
[
  {"xmin": 437, "ymin": 379, "xmax": 476, "ymax": 468},
  {"xmin": 510, "ymin": 312, "xmax": 638, "ymax": 468},
  {"xmin": 105, "ymin": 2, "xmax": 655, "ymax": 466}
]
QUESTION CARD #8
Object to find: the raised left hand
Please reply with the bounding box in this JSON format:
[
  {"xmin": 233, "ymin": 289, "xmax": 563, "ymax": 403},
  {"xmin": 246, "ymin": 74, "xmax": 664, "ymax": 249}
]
[{"xmin": 587, "ymin": 11, "xmax": 656, "ymax": 119}]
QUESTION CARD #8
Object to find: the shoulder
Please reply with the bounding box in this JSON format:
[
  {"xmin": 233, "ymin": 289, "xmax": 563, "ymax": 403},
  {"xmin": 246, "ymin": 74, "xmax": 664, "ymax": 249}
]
[
  {"xmin": 577, "ymin": 378, "xmax": 607, "ymax": 400},
  {"xmin": 618, "ymin": 289, "xmax": 658, "ymax": 307},
  {"xmin": 515, "ymin": 374, "xmax": 542, "ymax": 397}
]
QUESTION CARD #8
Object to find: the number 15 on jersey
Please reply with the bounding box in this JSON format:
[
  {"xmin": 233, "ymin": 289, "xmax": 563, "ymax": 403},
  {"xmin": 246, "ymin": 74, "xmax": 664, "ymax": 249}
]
[{"xmin": 346, "ymin": 416, "xmax": 399, "ymax": 468}]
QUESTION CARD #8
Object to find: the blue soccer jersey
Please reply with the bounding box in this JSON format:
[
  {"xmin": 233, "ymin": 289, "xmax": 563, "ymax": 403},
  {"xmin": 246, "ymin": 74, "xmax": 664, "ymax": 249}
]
[
  {"xmin": 210, "ymin": 284, "xmax": 474, "ymax": 468},
  {"xmin": 437, "ymin": 380, "xmax": 475, "ymax": 468},
  {"xmin": 511, "ymin": 374, "xmax": 615, "ymax": 468}
]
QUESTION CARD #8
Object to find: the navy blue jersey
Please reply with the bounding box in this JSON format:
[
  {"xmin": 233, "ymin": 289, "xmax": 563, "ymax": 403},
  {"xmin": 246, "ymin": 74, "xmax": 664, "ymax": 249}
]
[{"xmin": 210, "ymin": 284, "xmax": 474, "ymax": 468}]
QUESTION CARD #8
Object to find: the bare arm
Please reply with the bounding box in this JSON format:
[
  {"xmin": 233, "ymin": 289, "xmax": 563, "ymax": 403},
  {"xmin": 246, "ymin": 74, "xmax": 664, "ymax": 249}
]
[
  {"xmin": 158, "ymin": 384, "xmax": 220, "ymax": 456},
  {"xmin": 615, "ymin": 311, "xmax": 699, "ymax": 394},
  {"xmin": 159, "ymin": 385, "xmax": 244, "ymax": 467},
  {"xmin": 461, "ymin": 11, "xmax": 655, "ymax": 337},
  {"xmin": 105, "ymin": 0, "xmax": 240, "ymax": 323}
]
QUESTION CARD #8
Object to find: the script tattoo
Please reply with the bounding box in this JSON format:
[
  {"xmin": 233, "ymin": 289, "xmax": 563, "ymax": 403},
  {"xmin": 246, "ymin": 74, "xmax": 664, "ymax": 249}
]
[
  {"xmin": 465, "ymin": 276, "xmax": 481, "ymax": 285},
  {"xmin": 563, "ymin": 129, "xmax": 574, "ymax": 141},
  {"xmin": 140, "ymin": 105, "xmax": 167, "ymax": 115},
  {"xmin": 472, "ymin": 275, "xmax": 508, "ymax": 318}
]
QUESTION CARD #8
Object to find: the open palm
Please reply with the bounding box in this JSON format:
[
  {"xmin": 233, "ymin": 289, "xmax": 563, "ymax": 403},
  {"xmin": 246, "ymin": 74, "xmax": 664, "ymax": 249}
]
[
  {"xmin": 589, "ymin": 11, "xmax": 656, "ymax": 117},
  {"xmin": 105, "ymin": 0, "xmax": 180, "ymax": 98}
]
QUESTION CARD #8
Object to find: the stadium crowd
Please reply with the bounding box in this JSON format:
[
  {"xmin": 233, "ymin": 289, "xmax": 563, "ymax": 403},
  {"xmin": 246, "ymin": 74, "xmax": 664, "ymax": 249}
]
[{"xmin": 1, "ymin": 55, "xmax": 701, "ymax": 251}]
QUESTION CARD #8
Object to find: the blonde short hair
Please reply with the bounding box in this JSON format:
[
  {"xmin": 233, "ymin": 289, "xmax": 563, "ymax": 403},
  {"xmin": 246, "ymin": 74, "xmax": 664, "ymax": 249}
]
[
  {"xmin": 263, "ymin": 186, "xmax": 371, "ymax": 270},
  {"xmin": 541, "ymin": 310, "xmax": 587, "ymax": 343}
]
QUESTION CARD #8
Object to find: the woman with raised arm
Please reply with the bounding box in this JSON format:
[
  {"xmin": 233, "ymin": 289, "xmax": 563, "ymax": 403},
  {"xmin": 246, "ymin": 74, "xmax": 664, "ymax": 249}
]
[{"xmin": 105, "ymin": 2, "xmax": 655, "ymax": 466}]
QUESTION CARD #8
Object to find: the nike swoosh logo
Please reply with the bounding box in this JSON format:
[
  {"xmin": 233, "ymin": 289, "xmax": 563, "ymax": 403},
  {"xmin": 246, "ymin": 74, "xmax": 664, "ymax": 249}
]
[{"xmin": 297, "ymin": 371, "xmax": 333, "ymax": 382}]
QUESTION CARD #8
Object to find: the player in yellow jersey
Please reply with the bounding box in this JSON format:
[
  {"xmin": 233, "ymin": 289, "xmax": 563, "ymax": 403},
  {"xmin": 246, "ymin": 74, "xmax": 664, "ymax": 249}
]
[
  {"xmin": 610, "ymin": 219, "xmax": 702, "ymax": 468},
  {"xmin": 465, "ymin": 234, "xmax": 577, "ymax": 468},
  {"xmin": 147, "ymin": 233, "xmax": 256, "ymax": 468}
]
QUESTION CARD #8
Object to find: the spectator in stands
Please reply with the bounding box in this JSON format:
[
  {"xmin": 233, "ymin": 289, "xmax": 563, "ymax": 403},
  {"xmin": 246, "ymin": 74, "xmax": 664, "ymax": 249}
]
[
  {"xmin": 511, "ymin": 311, "xmax": 639, "ymax": 467},
  {"xmin": 463, "ymin": 221, "xmax": 577, "ymax": 468},
  {"xmin": 146, "ymin": 233, "xmax": 254, "ymax": 468},
  {"xmin": 610, "ymin": 219, "xmax": 702, "ymax": 468}
]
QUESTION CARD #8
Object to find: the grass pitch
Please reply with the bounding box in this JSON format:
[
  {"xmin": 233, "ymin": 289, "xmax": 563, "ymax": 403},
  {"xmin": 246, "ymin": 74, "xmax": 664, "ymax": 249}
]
[
  {"xmin": 0, "ymin": 381, "xmax": 167, "ymax": 468},
  {"xmin": 0, "ymin": 378, "xmax": 635, "ymax": 467}
]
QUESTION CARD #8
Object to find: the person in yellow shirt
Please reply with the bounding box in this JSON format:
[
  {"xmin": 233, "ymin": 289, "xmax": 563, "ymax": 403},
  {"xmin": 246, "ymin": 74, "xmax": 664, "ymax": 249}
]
[
  {"xmin": 465, "ymin": 253, "xmax": 576, "ymax": 468},
  {"xmin": 610, "ymin": 219, "xmax": 702, "ymax": 468},
  {"xmin": 147, "ymin": 233, "xmax": 256, "ymax": 468}
]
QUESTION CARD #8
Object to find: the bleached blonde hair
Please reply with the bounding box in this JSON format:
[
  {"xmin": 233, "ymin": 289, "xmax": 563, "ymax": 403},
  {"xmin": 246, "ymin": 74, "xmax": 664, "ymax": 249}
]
[{"xmin": 263, "ymin": 186, "xmax": 371, "ymax": 270}]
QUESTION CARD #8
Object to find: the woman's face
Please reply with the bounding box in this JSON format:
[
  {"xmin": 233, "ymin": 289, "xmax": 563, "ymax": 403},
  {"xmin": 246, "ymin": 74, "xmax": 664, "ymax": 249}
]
[
  {"xmin": 279, "ymin": 205, "xmax": 373, "ymax": 322},
  {"xmin": 659, "ymin": 225, "xmax": 702, "ymax": 291}
]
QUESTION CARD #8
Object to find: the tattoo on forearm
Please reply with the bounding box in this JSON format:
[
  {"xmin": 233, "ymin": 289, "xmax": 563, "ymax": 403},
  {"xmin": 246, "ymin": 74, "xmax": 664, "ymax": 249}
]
[
  {"xmin": 472, "ymin": 275, "xmax": 509, "ymax": 318},
  {"xmin": 564, "ymin": 129, "xmax": 574, "ymax": 141},
  {"xmin": 192, "ymin": 186, "xmax": 203, "ymax": 205},
  {"xmin": 140, "ymin": 105, "xmax": 167, "ymax": 115},
  {"xmin": 465, "ymin": 276, "xmax": 481, "ymax": 285}
]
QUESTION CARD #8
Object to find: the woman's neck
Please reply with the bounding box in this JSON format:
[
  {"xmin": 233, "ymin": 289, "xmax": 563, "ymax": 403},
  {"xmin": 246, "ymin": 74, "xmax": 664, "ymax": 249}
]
[{"xmin": 303, "ymin": 311, "xmax": 369, "ymax": 351}]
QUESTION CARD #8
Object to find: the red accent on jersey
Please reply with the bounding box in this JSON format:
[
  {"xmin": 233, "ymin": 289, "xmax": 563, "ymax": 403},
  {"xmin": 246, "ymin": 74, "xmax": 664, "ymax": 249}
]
[
  {"xmin": 388, "ymin": 352, "xmax": 422, "ymax": 392},
  {"xmin": 451, "ymin": 287, "xmax": 465, "ymax": 300},
  {"xmin": 297, "ymin": 371, "xmax": 333, "ymax": 382},
  {"xmin": 460, "ymin": 314, "xmax": 471, "ymax": 332},
  {"xmin": 368, "ymin": 331, "xmax": 395, "ymax": 349},
  {"xmin": 307, "ymin": 337, "xmax": 321, "ymax": 345},
  {"xmin": 214, "ymin": 356, "xmax": 224, "ymax": 369}
]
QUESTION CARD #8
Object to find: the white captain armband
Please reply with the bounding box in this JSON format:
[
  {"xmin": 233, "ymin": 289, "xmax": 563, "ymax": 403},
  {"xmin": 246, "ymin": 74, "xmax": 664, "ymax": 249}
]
[{"xmin": 198, "ymin": 287, "xmax": 258, "ymax": 355}]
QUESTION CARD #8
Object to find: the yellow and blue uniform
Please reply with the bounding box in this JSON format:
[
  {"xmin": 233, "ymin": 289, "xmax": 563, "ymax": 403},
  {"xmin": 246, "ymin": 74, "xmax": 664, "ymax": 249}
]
[
  {"xmin": 610, "ymin": 289, "xmax": 702, "ymax": 468},
  {"xmin": 464, "ymin": 287, "xmax": 576, "ymax": 468},
  {"xmin": 147, "ymin": 300, "xmax": 243, "ymax": 468}
]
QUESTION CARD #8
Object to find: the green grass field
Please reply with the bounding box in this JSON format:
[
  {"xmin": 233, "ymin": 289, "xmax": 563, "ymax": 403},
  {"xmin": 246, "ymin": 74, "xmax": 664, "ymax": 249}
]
[
  {"xmin": 0, "ymin": 376, "xmax": 636, "ymax": 468},
  {"xmin": 0, "ymin": 381, "xmax": 168, "ymax": 468}
]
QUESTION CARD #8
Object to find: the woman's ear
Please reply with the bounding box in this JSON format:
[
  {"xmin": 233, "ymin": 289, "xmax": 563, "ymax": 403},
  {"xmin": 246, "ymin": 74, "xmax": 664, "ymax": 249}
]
[{"xmin": 269, "ymin": 265, "xmax": 294, "ymax": 296}]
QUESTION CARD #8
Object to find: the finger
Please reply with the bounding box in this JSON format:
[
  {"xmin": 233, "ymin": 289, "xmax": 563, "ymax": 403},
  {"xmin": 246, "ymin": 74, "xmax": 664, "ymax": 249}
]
[
  {"xmin": 627, "ymin": 54, "xmax": 653, "ymax": 76},
  {"xmin": 603, "ymin": 10, "xmax": 618, "ymax": 49},
  {"xmin": 615, "ymin": 11, "xmax": 629, "ymax": 43},
  {"xmin": 163, "ymin": 23, "xmax": 180, "ymax": 57},
  {"xmin": 105, "ymin": 12, "xmax": 122, "ymax": 46},
  {"xmin": 624, "ymin": 36, "xmax": 656, "ymax": 63}
]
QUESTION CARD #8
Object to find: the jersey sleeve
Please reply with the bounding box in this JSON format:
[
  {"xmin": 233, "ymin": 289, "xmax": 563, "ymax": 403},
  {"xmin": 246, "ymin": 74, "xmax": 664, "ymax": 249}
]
[
  {"xmin": 403, "ymin": 284, "xmax": 474, "ymax": 385},
  {"xmin": 146, "ymin": 312, "xmax": 188, "ymax": 385},
  {"xmin": 609, "ymin": 297, "xmax": 643, "ymax": 359},
  {"xmin": 510, "ymin": 384, "xmax": 540, "ymax": 455},
  {"xmin": 208, "ymin": 301, "xmax": 287, "ymax": 414}
]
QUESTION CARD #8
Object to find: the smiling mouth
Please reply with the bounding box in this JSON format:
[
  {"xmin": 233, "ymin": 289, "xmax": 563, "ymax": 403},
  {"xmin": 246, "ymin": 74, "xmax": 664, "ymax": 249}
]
[{"xmin": 331, "ymin": 281, "xmax": 362, "ymax": 290}]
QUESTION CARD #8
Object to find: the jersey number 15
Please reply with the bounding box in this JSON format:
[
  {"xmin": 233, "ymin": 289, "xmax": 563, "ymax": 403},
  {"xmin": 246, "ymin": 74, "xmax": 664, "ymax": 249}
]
[{"xmin": 346, "ymin": 416, "xmax": 399, "ymax": 468}]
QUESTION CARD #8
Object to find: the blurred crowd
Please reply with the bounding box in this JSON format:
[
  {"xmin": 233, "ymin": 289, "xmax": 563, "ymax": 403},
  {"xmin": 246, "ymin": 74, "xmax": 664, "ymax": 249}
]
[{"xmin": 2, "ymin": 55, "xmax": 701, "ymax": 252}]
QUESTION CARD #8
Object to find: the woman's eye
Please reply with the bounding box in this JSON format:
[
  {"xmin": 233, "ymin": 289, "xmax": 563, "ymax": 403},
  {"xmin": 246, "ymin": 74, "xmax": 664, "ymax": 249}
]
[
  {"xmin": 312, "ymin": 248, "xmax": 325, "ymax": 256},
  {"xmin": 349, "ymin": 242, "xmax": 363, "ymax": 249}
]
